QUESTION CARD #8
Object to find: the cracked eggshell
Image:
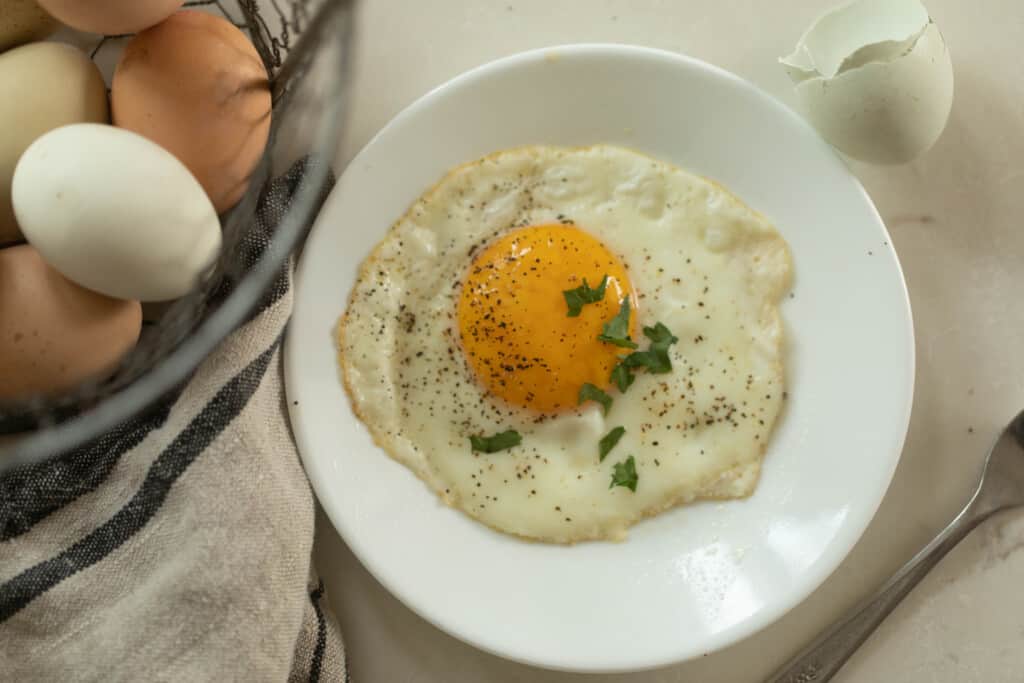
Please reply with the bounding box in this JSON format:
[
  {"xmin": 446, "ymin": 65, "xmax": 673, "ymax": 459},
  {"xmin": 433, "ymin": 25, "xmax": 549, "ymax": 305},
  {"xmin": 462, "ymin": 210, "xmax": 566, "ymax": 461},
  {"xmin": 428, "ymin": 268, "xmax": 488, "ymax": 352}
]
[
  {"xmin": 12, "ymin": 124, "xmax": 221, "ymax": 302},
  {"xmin": 781, "ymin": 0, "xmax": 953, "ymax": 165}
]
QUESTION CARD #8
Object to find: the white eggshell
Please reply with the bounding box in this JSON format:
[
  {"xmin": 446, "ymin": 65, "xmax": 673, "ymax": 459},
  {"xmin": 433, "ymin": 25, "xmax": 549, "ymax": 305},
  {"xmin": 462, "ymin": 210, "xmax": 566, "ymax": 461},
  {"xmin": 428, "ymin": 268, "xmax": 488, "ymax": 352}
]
[
  {"xmin": 12, "ymin": 123, "xmax": 221, "ymax": 302},
  {"xmin": 782, "ymin": 0, "xmax": 930, "ymax": 81},
  {"xmin": 780, "ymin": 0, "xmax": 953, "ymax": 165}
]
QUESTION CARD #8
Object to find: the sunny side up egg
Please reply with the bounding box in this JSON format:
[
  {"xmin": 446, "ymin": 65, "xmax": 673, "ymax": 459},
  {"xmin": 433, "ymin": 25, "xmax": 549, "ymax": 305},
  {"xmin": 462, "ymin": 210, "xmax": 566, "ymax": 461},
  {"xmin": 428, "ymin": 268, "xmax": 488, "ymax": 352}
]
[{"xmin": 338, "ymin": 145, "xmax": 792, "ymax": 543}]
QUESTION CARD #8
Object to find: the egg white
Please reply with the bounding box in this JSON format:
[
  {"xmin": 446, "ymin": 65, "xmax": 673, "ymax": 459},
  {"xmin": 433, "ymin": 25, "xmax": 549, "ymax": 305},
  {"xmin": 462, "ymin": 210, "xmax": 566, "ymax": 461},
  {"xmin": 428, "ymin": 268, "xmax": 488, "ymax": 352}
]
[{"xmin": 338, "ymin": 145, "xmax": 792, "ymax": 543}]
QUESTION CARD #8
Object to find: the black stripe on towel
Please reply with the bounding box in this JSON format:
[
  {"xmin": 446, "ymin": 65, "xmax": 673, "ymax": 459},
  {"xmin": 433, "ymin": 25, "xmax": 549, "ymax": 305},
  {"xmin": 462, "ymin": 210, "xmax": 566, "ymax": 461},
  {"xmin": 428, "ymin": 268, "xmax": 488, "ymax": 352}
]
[
  {"xmin": 0, "ymin": 401, "xmax": 173, "ymax": 542},
  {"xmin": 0, "ymin": 337, "xmax": 280, "ymax": 622},
  {"xmin": 309, "ymin": 579, "xmax": 327, "ymax": 683}
]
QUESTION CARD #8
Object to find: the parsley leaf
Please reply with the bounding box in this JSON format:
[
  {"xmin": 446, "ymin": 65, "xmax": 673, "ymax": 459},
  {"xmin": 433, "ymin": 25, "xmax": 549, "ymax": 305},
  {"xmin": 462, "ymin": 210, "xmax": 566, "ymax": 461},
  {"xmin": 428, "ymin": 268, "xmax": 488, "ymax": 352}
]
[
  {"xmin": 578, "ymin": 383, "xmax": 613, "ymax": 415},
  {"xmin": 469, "ymin": 429, "xmax": 522, "ymax": 453},
  {"xmin": 609, "ymin": 455, "xmax": 638, "ymax": 492},
  {"xmin": 597, "ymin": 297, "xmax": 638, "ymax": 349},
  {"xmin": 644, "ymin": 322, "xmax": 679, "ymax": 347},
  {"xmin": 609, "ymin": 361, "xmax": 635, "ymax": 392},
  {"xmin": 622, "ymin": 322, "xmax": 679, "ymax": 374},
  {"xmin": 599, "ymin": 426, "xmax": 626, "ymax": 462},
  {"xmin": 563, "ymin": 275, "xmax": 609, "ymax": 317}
]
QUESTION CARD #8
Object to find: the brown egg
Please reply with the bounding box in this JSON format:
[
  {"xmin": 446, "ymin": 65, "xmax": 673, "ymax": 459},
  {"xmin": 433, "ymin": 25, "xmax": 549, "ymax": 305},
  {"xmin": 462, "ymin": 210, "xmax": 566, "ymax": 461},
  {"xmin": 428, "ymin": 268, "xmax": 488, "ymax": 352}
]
[
  {"xmin": 0, "ymin": 0, "xmax": 58, "ymax": 52},
  {"xmin": 112, "ymin": 10, "xmax": 272, "ymax": 213},
  {"xmin": 0, "ymin": 245, "xmax": 142, "ymax": 401},
  {"xmin": 36, "ymin": 0, "xmax": 184, "ymax": 35}
]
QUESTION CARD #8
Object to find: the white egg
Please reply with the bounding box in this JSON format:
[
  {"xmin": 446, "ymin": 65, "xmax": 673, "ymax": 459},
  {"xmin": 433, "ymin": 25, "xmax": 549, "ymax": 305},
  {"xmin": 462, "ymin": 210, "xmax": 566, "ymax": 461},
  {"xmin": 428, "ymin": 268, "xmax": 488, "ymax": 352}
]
[
  {"xmin": 338, "ymin": 145, "xmax": 793, "ymax": 543},
  {"xmin": 780, "ymin": 0, "xmax": 953, "ymax": 165},
  {"xmin": 13, "ymin": 123, "xmax": 221, "ymax": 302}
]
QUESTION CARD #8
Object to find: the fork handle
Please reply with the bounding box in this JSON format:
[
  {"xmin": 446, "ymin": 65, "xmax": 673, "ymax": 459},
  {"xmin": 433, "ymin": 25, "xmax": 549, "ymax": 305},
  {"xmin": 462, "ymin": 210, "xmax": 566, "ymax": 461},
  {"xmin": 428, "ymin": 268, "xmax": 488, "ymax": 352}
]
[{"xmin": 765, "ymin": 500, "xmax": 987, "ymax": 683}]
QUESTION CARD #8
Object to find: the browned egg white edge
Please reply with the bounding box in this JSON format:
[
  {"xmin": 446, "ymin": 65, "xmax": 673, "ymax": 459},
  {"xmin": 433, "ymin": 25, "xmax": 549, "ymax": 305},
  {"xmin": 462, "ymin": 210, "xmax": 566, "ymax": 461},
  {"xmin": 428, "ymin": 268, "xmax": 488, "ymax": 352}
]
[{"xmin": 334, "ymin": 144, "xmax": 794, "ymax": 544}]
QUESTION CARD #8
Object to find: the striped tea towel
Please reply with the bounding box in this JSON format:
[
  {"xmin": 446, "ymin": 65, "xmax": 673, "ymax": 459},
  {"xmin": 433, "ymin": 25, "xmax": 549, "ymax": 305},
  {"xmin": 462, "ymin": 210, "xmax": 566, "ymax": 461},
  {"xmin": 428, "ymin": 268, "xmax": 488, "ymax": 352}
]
[{"xmin": 0, "ymin": 159, "xmax": 347, "ymax": 682}]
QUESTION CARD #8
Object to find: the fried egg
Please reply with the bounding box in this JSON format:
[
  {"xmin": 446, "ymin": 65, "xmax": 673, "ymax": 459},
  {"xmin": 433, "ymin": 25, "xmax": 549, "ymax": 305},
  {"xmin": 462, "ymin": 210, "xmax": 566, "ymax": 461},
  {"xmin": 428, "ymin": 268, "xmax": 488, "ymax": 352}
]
[{"xmin": 338, "ymin": 145, "xmax": 792, "ymax": 543}]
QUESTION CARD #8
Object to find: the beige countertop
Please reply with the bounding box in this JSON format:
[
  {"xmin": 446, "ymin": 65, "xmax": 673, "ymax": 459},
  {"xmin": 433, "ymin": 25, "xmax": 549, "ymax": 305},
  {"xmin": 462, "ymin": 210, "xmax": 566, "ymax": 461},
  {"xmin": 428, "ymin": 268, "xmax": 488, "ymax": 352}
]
[{"xmin": 313, "ymin": 1, "xmax": 1024, "ymax": 680}]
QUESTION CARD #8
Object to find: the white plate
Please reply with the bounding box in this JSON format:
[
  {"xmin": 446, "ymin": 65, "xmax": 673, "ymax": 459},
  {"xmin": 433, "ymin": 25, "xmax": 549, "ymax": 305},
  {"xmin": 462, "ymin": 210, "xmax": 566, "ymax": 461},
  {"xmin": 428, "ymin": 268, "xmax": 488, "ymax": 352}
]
[{"xmin": 285, "ymin": 44, "xmax": 914, "ymax": 673}]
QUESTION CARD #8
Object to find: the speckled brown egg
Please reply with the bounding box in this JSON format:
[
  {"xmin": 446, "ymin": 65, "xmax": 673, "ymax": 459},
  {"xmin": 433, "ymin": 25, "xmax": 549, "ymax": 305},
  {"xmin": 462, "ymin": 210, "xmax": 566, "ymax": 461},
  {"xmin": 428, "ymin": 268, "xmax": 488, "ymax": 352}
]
[
  {"xmin": 0, "ymin": 245, "xmax": 142, "ymax": 401},
  {"xmin": 112, "ymin": 10, "xmax": 272, "ymax": 213},
  {"xmin": 0, "ymin": 0, "xmax": 58, "ymax": 51},
  {"xmin": 36, "ymin": 0, "xmax": 183, "ymax": 34}
]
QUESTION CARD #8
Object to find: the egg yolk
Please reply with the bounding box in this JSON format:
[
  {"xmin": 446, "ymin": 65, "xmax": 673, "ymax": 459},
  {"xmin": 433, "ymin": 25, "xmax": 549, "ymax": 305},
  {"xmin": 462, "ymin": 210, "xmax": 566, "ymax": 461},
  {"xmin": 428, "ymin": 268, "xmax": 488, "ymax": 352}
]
[{"xmin": 457, "ymin": 224, "xmax": 636, "ymax": 413}]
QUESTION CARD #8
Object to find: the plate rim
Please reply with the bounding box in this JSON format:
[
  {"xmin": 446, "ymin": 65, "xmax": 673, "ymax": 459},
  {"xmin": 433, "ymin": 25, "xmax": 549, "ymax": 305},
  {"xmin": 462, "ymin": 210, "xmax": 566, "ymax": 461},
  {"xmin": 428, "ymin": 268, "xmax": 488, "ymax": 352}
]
[{"xmin": 286, "ymin": 42, "xmax": 916, "ymax": 673}]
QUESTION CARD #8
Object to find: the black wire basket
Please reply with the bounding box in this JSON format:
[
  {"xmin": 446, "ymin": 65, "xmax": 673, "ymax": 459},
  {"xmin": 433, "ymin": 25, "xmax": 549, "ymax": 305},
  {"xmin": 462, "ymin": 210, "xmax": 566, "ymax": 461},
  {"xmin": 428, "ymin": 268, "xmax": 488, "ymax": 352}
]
[{"xmin": 0, "ymin": 0, "xmax": 354, "ymax": 471}]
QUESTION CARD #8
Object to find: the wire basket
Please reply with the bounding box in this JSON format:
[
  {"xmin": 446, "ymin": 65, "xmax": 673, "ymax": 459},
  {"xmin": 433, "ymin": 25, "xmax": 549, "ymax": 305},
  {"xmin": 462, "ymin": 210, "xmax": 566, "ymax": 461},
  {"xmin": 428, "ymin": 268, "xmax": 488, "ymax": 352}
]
[{"xmin": 0, "ymin": 0, "xmax": 354, "ymax": 472}]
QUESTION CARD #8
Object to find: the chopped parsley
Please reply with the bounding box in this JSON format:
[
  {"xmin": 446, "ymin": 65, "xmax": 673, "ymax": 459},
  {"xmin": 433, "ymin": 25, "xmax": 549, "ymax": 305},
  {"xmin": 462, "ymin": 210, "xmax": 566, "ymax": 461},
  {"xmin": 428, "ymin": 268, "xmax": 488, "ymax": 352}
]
[
  {"xmin": 578, "ymin": 383, "xmax": 613, "ymax": 415},
  {"xmin": 609, "ymin": 455, "xmax": 638, "ymax": 492},
  {"xmin": 597, "ymin": 297, "xmax": 638, "ymax": 349},
  {"xmin": 563, "ymin": 275, "xmax": 609, "ymax": 317},
  {"xmin": 469, "ymin": 429, "xmax": 522, "ymax": 453},
  {"xmin": 609, "ymin": 361, "xmax": 635, "ymax": 392},
  {"xmin": 608, "ymin": 321, "xmax": 680, "ymax": 392},
  {"xmin": 643, "ymin": 321, "xmax": 679, "ymax": 347},
  {"xmin": 622, "ymin": 322, "xmax": 680, "ymax": 374},
  {"xmin": 599, "ymin": 426, "xmax": 625, "ymax": 462}
]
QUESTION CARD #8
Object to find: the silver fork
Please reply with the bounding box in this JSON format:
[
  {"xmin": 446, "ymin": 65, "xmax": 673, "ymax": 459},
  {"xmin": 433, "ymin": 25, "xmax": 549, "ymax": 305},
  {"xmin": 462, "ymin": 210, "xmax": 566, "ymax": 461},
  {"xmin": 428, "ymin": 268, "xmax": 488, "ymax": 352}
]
[{"xmin": 768, "ymin": 410, "xmax": 1024, "ymax": 682}]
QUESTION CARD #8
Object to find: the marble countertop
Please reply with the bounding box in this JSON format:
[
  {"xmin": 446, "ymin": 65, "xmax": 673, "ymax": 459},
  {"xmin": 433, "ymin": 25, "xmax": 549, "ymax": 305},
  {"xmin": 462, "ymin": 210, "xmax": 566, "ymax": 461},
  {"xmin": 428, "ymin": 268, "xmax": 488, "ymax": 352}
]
[{"xmin": 313, "ymin": 1, "xmax": 1024, "ymax": 680}]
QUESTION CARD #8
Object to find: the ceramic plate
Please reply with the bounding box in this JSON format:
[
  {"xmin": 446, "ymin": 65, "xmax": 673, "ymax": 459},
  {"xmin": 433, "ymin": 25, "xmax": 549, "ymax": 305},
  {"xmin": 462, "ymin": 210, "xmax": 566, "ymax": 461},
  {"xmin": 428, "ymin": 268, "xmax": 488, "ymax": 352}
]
[{"xmin": 285, "ymin": 44, "xmax": 914, "ymax": 672}]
